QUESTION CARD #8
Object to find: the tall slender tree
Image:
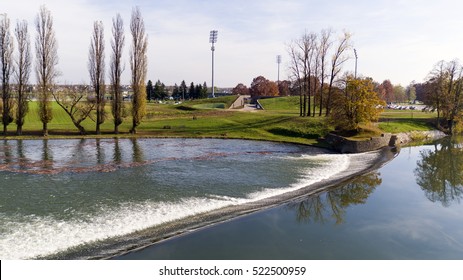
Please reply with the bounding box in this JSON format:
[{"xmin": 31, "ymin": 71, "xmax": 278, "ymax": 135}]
[
  {"xmin": 189, "ymin": 82, "xmax": 195, "ymax": 99},
  {"xmin": 288, "ymin": 32, "xmax": 318, "ymax": 117},
  {"xmin": 317, "ymin": 29, "xmax": 332, "ymax": 116},
  {"xmin": 0, "ymin": 14, "xmax": 14, "ymax": 135},
  {"xmin": 14, "ymin": 20, "xmax": 32, "ymax": 136},
  {"xmin": 88, "ymin": 20, "xmax": 105, "ymax": 134},
  {"xmin": 287, "ymin": 41, "xmax": 303, "ymax": 116},
  {"xmin": 110, "ymin": 13, "xmax": 125, "ymax": 134},
  {"xmin": 146, "ymin": 79, "xmax": 153, "ymax": 101},
  {"xmin": 35, "ymin": 5, "xmax": 59, "ymax": 136},
  {"xmin": 202, "ymin": 81, "xmax": 208, "ymax": 98},
  {"xmin": 129, "ymin": 7, "xmax": 148, "ymax": 134},
  {"xmin": 180, "ymin": 80, "xmax": 187, "ymax": 100},
  {"xmin": 326, "ymin": 31, "xmax": 351, "ymax": 116}
]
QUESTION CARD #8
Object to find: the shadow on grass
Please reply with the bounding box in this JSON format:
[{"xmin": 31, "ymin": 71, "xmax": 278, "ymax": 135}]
[
  {"xmin": 267, "ymin": 127, "xmax": 321, "ymax": 139},
  {"xmin": 175, "ymin": 105, "xmax": 198, "ymax": 111}
]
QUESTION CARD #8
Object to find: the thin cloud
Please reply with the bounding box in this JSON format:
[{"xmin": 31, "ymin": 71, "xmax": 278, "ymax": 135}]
[{"xmin": 3, "ymin": 0, "xmax": 463, "ymax": 86}]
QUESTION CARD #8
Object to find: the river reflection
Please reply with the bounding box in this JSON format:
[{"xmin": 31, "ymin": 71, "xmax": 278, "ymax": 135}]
[
  {"xmin": 0, "ymin": 138, "xmax": 146, "ymax": 174},
  {"xmin": 415, "ymin": 138, "xmax": 463, "ymax": 206},
  {"xmin": 290, "ymin": 172, "xmax": 382, "ymax": 224}
]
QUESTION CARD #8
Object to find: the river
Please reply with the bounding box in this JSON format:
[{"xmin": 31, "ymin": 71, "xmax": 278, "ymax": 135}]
[
  {"xmin": 0, "ymin": 138, "xmax": 386, "ymax": 259},
  {"xmin": 2, "ymin": 138, "xmax": 461, "ymax": 259}
]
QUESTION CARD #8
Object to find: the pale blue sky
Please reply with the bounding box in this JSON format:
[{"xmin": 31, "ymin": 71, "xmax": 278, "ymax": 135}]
[{"xmin": 3, "ymin": 0, "xmax": 463, "ymax": 86}]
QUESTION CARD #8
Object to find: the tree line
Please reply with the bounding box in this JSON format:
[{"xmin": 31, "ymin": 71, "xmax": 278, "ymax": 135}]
[
  {"xmin": 146, "ymin": 79, "xmax": 209, "ymax": 101},
  {"xmin": 0, "ymin": 5, "xmax": 148, "ymax": 136},
  {"xmin": 409, "ymin": 60, "xmax": 463, "ymax": 134}
]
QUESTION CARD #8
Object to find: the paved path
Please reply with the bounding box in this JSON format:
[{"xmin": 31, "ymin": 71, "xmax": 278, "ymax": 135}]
[
  {"xmin": 228, "ymin": 95, "xmax": 257, "ymax": 111},
  {"xmin": 228, "ymin": 95, "xmax": 258, "ymax": 111},
  {"xmin": 229, "ymin": 95, "xmax": 248, "ymax": 109}
]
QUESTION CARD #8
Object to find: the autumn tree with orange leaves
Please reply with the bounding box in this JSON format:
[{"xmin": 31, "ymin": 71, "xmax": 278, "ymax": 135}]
[{"xmin": 249, "ymin": 76, "xmax": 279, "ymax": 99}]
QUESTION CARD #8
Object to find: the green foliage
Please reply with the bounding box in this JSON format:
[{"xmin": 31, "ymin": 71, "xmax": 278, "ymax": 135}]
[
  {"xmin": 192, "ymin": 103, "xmax": 225, "ymax": 109},
  {"xmin": 415, "ymin": 138, "xmax": 463, "ymax": 206},
  {"xmin": 379, "ymin": 110, "xmax": 437, "ymax": 132},
  {"xmin": 292, "ymin": 171, "xmax": 381, "ymax": 224},
  {"xmin": 131, "ymin": 84, "xmax": 147, "ymax": 133},
  {"xmin": 38, "ymin": 98, "xmax": 53, "ymax": 124},
  {"xmin": 258, "ymin": 96, "xmax": 300, "ymax": 113},
  {"xmin": 185, "ymin": 96, "xmax": 237, "ymax": 108},
  {"xmin": 175, "ymin": 105, "xmax": 197, "ymax": 111},
  {"xmin": 330, "ymin": 77, "xmax": 385, "ymax": 131}
]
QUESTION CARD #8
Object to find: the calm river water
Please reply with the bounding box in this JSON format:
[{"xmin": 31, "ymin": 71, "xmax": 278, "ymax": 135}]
[
  {"xmin": 118, "ymin": 138, "xmax": 463, "ymax": 260},
  {"xmin": 1, "ymin": 138, "xmax": 462, "ymax": 259}
]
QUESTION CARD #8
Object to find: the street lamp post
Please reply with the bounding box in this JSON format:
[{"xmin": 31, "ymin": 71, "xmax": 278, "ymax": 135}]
[
  {"xmin": 354, "ymin": 49, "xmax": 358, "ymax": 79},
  {"xmin": 276, "ymin": 55, "xmax": 282, "ymax": 84},
  {"xmin": 209, "ymin": 30, "xmax": 218, "ymax": 98}
]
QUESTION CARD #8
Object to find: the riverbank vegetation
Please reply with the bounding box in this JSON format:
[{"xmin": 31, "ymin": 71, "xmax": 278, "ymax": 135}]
[{"xmin": 0, "ymin": 95, "xmax": 437, "ymax": 147}]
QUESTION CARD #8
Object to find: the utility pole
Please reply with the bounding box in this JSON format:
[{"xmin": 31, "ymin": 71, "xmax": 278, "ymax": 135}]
[
  {"xmin": 209, "ymin": 30, "xmax": 218, "ymax": 98},
  {"xmin": 276, "ymin": 55, "xmax": 282, "ymax": 84}
]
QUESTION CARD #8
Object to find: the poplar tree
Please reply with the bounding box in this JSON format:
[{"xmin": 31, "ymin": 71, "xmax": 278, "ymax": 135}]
[
  {"xmin": 110, "ymin": 13, "xmax": 125, "ymax": 134},
  {"xmin": 129, "ymin": 7, "xmax": 148, "ymax": 134},
  {"xmin": 14, "ymin": 20, "xmax": 32, "ymax": 135},
  {"xmin": 88, "ymin": 20, "xmax": 105, "ymax": 134},
  {"xmin": 35, "ymin": 5, "xmax": 59, "ymax": 136},
  {"xmin": 0, "ymin": 14, "xmax": 14, "ymax": 135}
]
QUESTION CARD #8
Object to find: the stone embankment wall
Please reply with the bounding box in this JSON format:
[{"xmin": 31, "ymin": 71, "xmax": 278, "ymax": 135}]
[{"xmin": 325, "ymin": 130, "xmax": 446, "ymax": 153}]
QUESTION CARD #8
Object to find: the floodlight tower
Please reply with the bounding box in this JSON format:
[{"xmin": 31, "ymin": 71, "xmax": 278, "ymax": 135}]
[
  {"xmin": 276, "ymin": 55, "xmax": 282, "ymax": 84},
  {"xmin": 209, "ymin": 30, "xmax": 218, "ymax": 98},
  {"xmin": 354, "ymin": 49, "xmax": 358, "ymax": 79}
]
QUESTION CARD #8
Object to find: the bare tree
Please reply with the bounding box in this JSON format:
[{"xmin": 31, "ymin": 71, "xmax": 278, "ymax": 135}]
[
  {"xmin": 129, "ymin": 7, "xmax": 148, "ymax": 134},
  {"xmin": 14, "ymin": 20, "xmax": 31, "ymax": 136},
  {"xmin": 326, "ymin": 31, "xmax": 351, "ymax": 116},
  {"xmin": 426, "ymin": 60, "xmax": 463, "ymax": 133},
  {"xmin": 311, "ymin": 37, "xmax": 320, "ymax": 117},
  {"xmin": 52, "ymin": 86, "xmax": 95, "ymax": 135},
  {"xmin": 35, "ymin": 5, "xmax": 59, "ymax": 136},
  {"xmin": 110, "ymin": 13, "xmax": 125, "ymax": 134},
  {"xmin": 0, "ymin": 14, "xmax": 14, "ymax": 135},
  {"xmin": 88, "ymin": 20, "xmax": 105, "ymax": 134},
  {"xmin": 287, "ymin": 41, "xmax": 303, "ymax": 116},
  {"xmin": 317, "ymin": 29, "xmax": 332, "ymax": 116},
  {"xmin": 288, "ymin": 32, "xmax": 317, "ymax": 117}
]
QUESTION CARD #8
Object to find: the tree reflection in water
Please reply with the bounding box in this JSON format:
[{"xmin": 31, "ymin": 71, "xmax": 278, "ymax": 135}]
[
  {"xmin": 414, "ymin": 138, "xmax": 463, "ymax": 207},
  {"xmin": 0, "ymin": 138, "xmax": 146, "ymax": 174},
  {"xmin": 290, "ymin": 172, "xmax": 382, "ymax": 224}
]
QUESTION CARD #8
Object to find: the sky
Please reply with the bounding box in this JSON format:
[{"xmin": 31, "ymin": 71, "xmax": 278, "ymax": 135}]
[{"xmin": 2, "ymin": 0, "xmax": 463, "ymax": 87}]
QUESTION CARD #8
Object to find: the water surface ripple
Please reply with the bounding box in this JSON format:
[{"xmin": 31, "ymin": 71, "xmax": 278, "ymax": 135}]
[{"xmin": 0, "ymin": 138, "xmax": 390, "ymax": 259}]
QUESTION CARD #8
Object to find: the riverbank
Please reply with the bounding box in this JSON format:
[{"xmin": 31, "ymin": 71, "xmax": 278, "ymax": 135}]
[{"xmin": 0, "ymin": 96, "xmax": 440, "ymax": 149}]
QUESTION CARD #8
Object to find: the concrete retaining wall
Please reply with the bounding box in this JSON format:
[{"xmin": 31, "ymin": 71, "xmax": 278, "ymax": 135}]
[
  {"xmin": 325, "ymin": 133, "xmax": 392, "ymax": 153},
  {"xmin": 325, "ymin": 130, "xmax": 446, "ymax": 153}
]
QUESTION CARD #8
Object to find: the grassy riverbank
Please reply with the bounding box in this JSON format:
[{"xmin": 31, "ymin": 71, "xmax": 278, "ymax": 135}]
[{"xmin": 1, "ymin": 96, "xmax": 438, "ymax": 145}]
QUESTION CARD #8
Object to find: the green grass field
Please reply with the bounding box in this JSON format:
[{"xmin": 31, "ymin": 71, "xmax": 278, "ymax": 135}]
[
  {"xmin": 378, "ymin": 109, "xmax": 437, "ymax": 133},
  {"xmin": 1, "ymin": 96, "xmax": 440, "ymax": 145}
]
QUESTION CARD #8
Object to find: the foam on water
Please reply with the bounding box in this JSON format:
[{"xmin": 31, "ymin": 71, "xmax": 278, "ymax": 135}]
[
  {"xmin": 0, "ymin": 152, "xmax": 365, "ymax": 259},
  {"xmin": 0, "ymin": 198, "xmax": 237, "ymax": 259},
  {"xmin": 246, "ymin": 153, "xmax": 350, "ymax": 201}
]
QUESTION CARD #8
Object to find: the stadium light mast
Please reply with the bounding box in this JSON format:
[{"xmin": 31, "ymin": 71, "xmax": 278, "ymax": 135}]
[
  {"xmin": 276, "ymin": 55, "xmax": 282, "ymax": 84},
  {"xmin": 209, "ymin": 30, "xmax": 218, "ymax": 98}
]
